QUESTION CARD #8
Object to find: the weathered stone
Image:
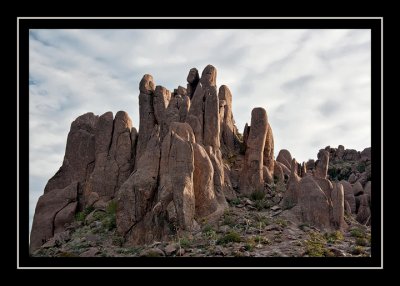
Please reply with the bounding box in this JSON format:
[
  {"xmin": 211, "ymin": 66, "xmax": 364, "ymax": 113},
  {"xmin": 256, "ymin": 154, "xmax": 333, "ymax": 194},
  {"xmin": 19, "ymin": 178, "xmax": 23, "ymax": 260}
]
[
  {"xmin": 348, "ymin": 173, "xmax": 358, "ymax": 184},
  {"xmin": 340, "ymin": 180, "xmax": 356, "ymax": 213},
  {"xmin": 282, "ymin": 159, "xmax": 301, "ymax": 208},
  {"xmin": 204, "ymin": 86, "xmax": 220, "ymax": 148},
  {"xmin": 153, "ymin": 85, "xmax": 171, "ymax": 126},
  {"xmin": 136, "ymin": 74, "xmax": 156, "ymax": 164},
  {"xmin": 116, "ymin": 126, "xmax": 160, "ymax": 236},
  {"xmin": 87, "ymin": 111, "xmax": 133, "ymax": 201},
  {"xmin": 364, "ymin": 181, "xmax": 371, "ymax": 204},
  {"xmin": 352, "ymin": 181, "xmax": 364, "ymax": 196},
  {"xmin": 54, "ymin": 202, "xmax": 78, "ymax": 234},
  {"xmin": 44, "ymin": 113, "xmax": 97, "ymax": 196},
  {"xmin": 275, "ymin": 161, "xmax": 290, "ymax": 178},
  {"xmin": 86, "ymin": 191, "xmax": 99, "ymax": 207},
  {"xmin": 200, "ymin": 64, "xmax": 217, "ymax": 87},
  {"xmin": 273, "ymin": 161, "xmax": 285, "ymax": 183},
  {"xmin": 360, "ymin": 147, "xmax": 371, "ymax": 162},
  {"xmin": 344, "ymin": 149, "xmax": 361, "ymax": 161},
  {"xmin": 205, "ymin": 146, "xmax": 228, "ymax": 209},
  {"xmin": 300, "ymin": 162, "xmax": 307, "ymax": 177},
  {"xmin": 192, "ymin": 143, "xmax": 219, "ymax": 218},
  {"xmin": 168, "ymin": 133, "xmax": 195, "ymax": 230},
  {"xmin": 186, "ymin": 68, "xmax": 199, "ymax": 99},
  {"xmin": 313, "ymin": 177, "xmax": 333, "ymax": 201},
  {"xmin": 30, "ymin": 182, "xmax": 78, "ymax": 253},
  {"xmin": 356, "ymin": 194, "xmax": 371, "ymax": 225},
  {"xmin": 240, "ymin": 108, "xmax": 268, "ymax": 195},
  {"xmin": 276, "ymin": 149, "xmax": 292, "ymax": 171},
  {"xmin": 140, "ymin": 248, "xmax": 166, "ymax": 257},
  {"xmin": 164, "ymin": 243, "xmax": 178, "ymax": 256},
  {"xmin": 298, "ymin": 176, "xmax": 331, "ymax": 230},
  {"xmin": 179, "ymin": 95, "xmax": 190, "ymax": 123},
  {"xmin": 336, "ymin": 145, "xmax": 345, "ymax": 160},
  {"xmin": 79, "ymin": 247, "xmax": 100, "ymax": 257},
  {"xmin": 263, "ymin": 123, "xmax": 275, "ymax": 174},
  {"xmin": 306, "ymin": 159, "xmax": 315, "ymax": 173},
  {"xmin": 219, "ymin": 85, "xmax": 239, "ymax": 153},
  {"xmin": 315, "ymin": 150, "xmax": 329, "ymax": 179},
  {"xmin": 331, "ymin": 182, "xmax": 346, "ymax": 230}
]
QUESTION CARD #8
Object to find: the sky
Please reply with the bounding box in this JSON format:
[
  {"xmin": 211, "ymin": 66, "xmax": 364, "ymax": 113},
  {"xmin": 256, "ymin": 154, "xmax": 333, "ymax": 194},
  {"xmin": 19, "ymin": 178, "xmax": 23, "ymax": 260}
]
[{"xmin": 29, "ymin": 29, "xmax": 371, "ymax": 232}]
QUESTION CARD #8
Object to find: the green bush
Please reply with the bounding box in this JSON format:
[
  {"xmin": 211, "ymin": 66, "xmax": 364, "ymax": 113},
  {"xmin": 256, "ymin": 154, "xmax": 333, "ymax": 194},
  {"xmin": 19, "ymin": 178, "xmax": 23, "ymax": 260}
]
[
  {"xmin": 355, "ymin": 237, "xmax": 368, "ymax": 246},
  {"xmin": 305, "ymin": 232, "xmax": 333, "ymax": 257},
  {"xmin": 350, "ymin": 228, "xmax": 365, "ymax": 238},
  {"xmin": 75, "ymin": 206, "xmax": 95, "ymax": 222},
  {"xmin": 351, "ymin": 246, "xmax": 364, "ymax": 255},
  {"xmin": 179, "ymin": 237, "xmax": 191, "ymax": 248},
  {"xmin": 250, "ymin": 190, "xmax": 265, "ymax": 201},
  {"xmin": 217, "ymin": 231, "xmax": 241, "ymax": 245},
  {"xmin": 229, "ymin": 198, "xmax": 241, "ymax": 206},
  {"xmin": 356, "ymin": 162, "xmax": 366, "ymax": 173},
  {"xmin": 106, "ymin": 201, "xmax": 117, "ymax": 215},
  {"xmin": 324, "ymin": 231, "xmax": 344, "ymax": 244}
]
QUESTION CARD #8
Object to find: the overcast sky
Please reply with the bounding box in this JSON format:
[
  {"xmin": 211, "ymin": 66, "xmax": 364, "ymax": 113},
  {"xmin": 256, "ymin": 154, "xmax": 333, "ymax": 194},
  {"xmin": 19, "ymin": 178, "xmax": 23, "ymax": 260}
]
[{"xmin": 29, "ymin": 29, "xmax": 371, "ymax": 231}]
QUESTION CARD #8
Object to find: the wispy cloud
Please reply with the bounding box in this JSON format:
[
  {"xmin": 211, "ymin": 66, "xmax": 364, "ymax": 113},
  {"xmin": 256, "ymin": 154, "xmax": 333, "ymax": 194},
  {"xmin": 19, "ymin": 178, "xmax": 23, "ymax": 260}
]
[{"xmin": 28, "ymin": 29, "xmax": 371, "ymax": 231}]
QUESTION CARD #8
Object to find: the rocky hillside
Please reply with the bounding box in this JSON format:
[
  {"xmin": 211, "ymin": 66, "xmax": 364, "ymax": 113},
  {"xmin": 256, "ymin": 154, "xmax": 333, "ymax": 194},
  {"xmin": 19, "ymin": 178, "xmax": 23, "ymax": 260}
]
[{"xmin": 30, "ymin": 65, "xmax": 372, "ymax": 257}]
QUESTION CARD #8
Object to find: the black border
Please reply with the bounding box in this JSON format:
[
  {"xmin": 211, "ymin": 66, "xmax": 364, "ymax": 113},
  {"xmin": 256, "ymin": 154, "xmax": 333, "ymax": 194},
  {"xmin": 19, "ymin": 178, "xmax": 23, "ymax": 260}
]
[{"xmin": 19, "ymin": 17, "xmax": 382, "ymax": 268}]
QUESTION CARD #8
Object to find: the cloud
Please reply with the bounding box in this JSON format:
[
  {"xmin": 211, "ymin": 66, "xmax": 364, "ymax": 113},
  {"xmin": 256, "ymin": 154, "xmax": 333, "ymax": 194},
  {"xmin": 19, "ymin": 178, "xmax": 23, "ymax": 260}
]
[{"xmin": 28, "ymin": 29, "xmax": 371, "ymax": 233}]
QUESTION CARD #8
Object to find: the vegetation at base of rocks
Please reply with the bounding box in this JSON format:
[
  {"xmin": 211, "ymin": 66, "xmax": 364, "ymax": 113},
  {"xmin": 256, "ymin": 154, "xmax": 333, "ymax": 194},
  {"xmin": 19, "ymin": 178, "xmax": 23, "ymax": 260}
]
[
  {"xmin": 112, "ymin": 235, "xmax": 125, "ymax": 247},
  {"xmin": 103, "ymin": 201, "xmax": 117, "ymax": 230},
  {"xmin": 351, "ymin": 245, "xmax": 365, "ymax": 255},
  {"xmin": 253, "ymin": 213, "xmax": 270, "ymax": 228},
  {"xmin": 350, "ymin": 227, "xmax": 365, "ymax": 238},
  {"xmin": 75, "ymin": 206, "xmax": 95, "ymax": 222},
  {"xmin": 222, "ymin": 210, "xmax": 236, "ymax": 227},
  {"xmin": 328, "ymin": 161, "xmax": 352, "ymax": 181},
  {"xmin": 356, "ymin": 162, "xmax": 366, "ymax": 173},
  {"xmin": 116, "ymin": 247, "xmax": 141, "ymax": 255},
  {"xmin": 250, "ymin": 190, "xmax": 265, "ymax": 201},
  {"xmin": 203, "ymin": 227, "xmax": 218, "ymax": 245},
  {"xmin": 229, "ymin": 198, "xmax": 241, "ymax": 206},
  {"xmin": 217, "ymin": 231, "xmax": 241, "ymax": 245},
  {"xmin": 304, "ymin": 231, "xmax": 334, "ymax": 257},
  {"xmin": 179, "ymin": 237, "xmax": 192, "ymax": 248},
  {"xmin": 274, "ymin": 218, "xmax": 288, "ymax": 228},
  {"xmin": 355, "ymin": 237, "xmax": 369, "ymax": 246},
  {"xmin": 324, "ymin": 231, "xmax": 344, "ymax": 244}
]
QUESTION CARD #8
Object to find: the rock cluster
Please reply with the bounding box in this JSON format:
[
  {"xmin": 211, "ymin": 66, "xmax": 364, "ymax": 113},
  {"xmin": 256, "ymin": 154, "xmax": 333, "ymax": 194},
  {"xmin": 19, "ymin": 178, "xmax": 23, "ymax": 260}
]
[
  {"xmin": 30, "ymin": 112, "xmax": 136, "ymax": 252},
  {"xmin": 30, "ymin": 65, "xmax": 372, "ymax": 254}
]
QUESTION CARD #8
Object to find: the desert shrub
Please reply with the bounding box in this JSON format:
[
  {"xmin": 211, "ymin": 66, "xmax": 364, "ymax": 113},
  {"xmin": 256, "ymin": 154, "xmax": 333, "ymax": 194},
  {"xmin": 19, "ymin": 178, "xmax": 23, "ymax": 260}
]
[
  {"xmin": 350, "ymin": 228, "xmax": 365, "ymax": 238},
  {"xmin": 356, "ymin": 162, "xmax": 366, "ymax": 173},
  {"xmin": 351, "ymin": 246, "xmax": 364, "ymax": 255},
  {"xmin": 229, "ymin": 198, "xmax": 241, "ymax": 206},
  {"xmin": 75, "ymin": 206, "xmax": 95, "ymax": 222},
  {"xmin": 324, "ymin": 231, "xmax": 344, "ymax": 244},
  {"xmin": 355, "ymin": 237, "xmax": 368, "ymax": 246},
  {"xmin": 217, "ymin": 231, "xmax": 241, "ymax": 245},
  {"xmin": 305, "ymin": 232, "xmax": 333, "ymax": 257},
  {"xmin": 275, "ymin": 218, "xmax": 288, "ymax": 228},
  {"xmin": 179, "ymin": 237, "xmax": 191, "ymax": 248},
  {"xmin": 251, "ymin": 190, "xmax": 265, "ymax": 201}
]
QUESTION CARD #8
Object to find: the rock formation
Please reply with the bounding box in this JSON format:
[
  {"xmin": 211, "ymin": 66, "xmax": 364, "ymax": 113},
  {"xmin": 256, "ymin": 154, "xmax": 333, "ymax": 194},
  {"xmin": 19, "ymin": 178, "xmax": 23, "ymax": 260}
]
[
  {"xmin": 30, "ymin": 111, "xmax": 136, "ymax": 252},
  {"xmin": 30, "ymin": 65, "xmax": 372, "ymax": 254}
]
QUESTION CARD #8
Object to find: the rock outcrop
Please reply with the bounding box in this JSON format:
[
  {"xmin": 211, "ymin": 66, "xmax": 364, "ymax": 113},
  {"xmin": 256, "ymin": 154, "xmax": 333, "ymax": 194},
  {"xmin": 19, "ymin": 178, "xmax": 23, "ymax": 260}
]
[
  {"xmin": 31, "ymin": 64, "xmax": 371, "ymax": 254},
  {"xmin": 239, "ymin": 108, "xmax": 268, "ymax": 195},
  {"xmin": 30, "ymin": 111, "xmax": 136, "ymax": 252}
]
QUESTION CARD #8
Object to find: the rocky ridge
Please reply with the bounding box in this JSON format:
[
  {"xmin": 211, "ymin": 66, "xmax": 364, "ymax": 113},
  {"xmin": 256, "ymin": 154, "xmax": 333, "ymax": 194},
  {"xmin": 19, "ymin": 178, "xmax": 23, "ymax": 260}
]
[{"xmin": 30, "ymin": 65, "xmax": 372, "ymax": 257}]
